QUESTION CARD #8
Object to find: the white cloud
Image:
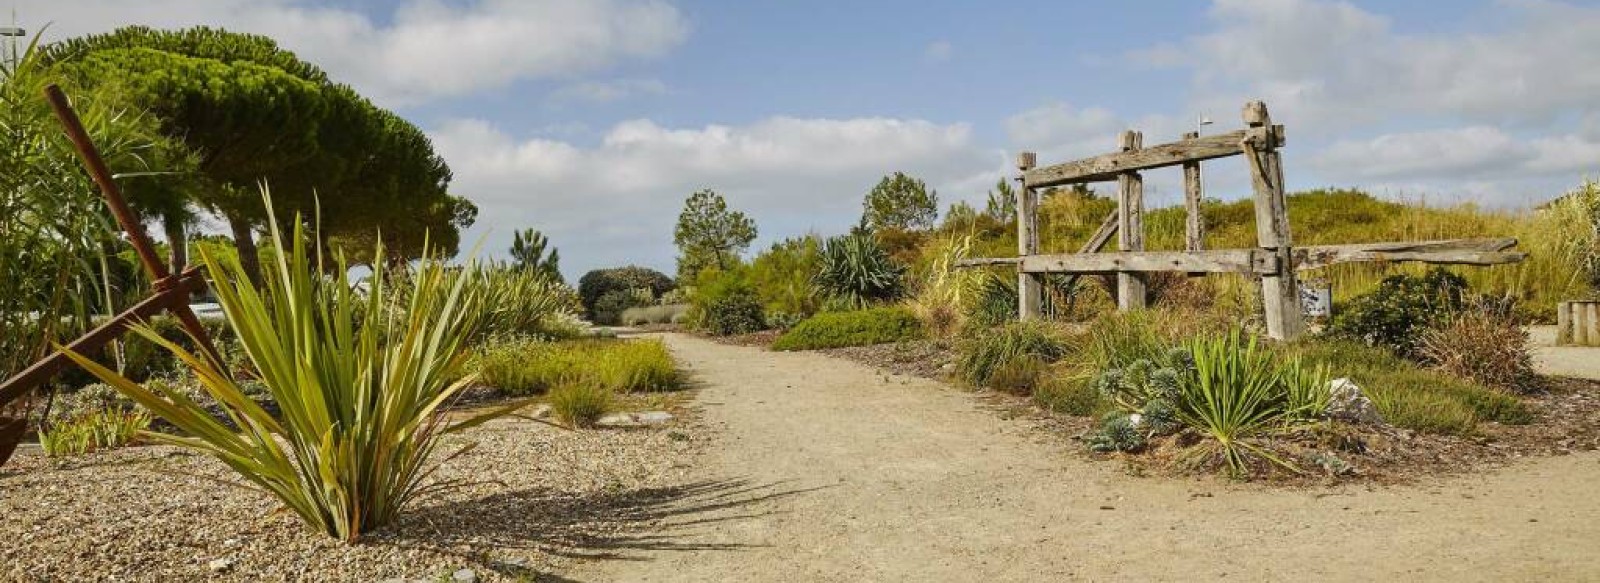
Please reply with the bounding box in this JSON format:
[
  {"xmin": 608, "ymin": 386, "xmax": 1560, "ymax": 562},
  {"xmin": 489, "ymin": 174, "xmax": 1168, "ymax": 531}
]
[
  {"xmin": 431, "ymin": 116, "xmax": 997, "ymax": 276},
  {"xmin": 547, "ymin": 78, "xmax": 669, "ymax": 105},
  {"xmin": 18, "ymin": 0, "xmax": 688, "ymax": 106},
  {"xmin": 1136, "ymin": 0, "xmax": 1600, "ymax": 133}
]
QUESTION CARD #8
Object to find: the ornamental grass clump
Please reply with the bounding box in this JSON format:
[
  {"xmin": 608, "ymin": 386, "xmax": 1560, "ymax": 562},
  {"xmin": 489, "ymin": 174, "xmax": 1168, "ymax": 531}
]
[{"xmin": 64, "ymin": 196, "xmax": 523, "ymax": 541}]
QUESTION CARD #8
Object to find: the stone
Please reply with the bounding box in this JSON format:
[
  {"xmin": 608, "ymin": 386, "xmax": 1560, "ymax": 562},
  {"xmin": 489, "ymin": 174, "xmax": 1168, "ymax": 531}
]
[
  {"xmin": 1327, "ymin": 378, "xmax": 1383, "ymax": 424},
  {"xmin": 452, "ymin": 568, "xmax": 478, "ymax": 583},
  {"xmin": 528, "ymin": 404, "xmax": 552, "ymax": 419},
  {"xmin": 596, "ymin": 411, "xmax": 674, "ymax": 428},
  {"xmin": 207, "ymin": 557, "xmax": 236, "ymax": 573}
]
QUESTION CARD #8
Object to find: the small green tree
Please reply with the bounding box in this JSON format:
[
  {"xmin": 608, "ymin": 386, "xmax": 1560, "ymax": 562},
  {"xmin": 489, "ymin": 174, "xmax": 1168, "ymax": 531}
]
[
  {"xmin": 984, "ymin": 178, "xmax": 1016, "ymax": 222},
  {"xmin": 673, "ymin": 188, "xmax": 757, "ymax": 281},
  {"xmin": 863, "ymin": 172, "xmax": 938, "ymax": 231},
  {"xmin": 510, "ymin": 228, "xmax": 562, "ymax": 283}
]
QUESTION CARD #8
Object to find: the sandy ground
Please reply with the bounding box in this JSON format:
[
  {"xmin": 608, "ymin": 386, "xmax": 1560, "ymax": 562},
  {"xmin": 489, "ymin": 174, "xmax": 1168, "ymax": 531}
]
[{"xmin": 573, "ymin": 333, "xmax": 1600, "ymax": 583}]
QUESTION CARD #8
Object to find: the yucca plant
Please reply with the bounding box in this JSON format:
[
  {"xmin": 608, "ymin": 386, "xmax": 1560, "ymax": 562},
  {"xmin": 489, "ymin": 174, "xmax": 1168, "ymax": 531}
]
[
  {"xmin": 814, "ymin": 233, "xmax": 904, "ymax": 309},
  {"xmin": 1175, "ymin": 330, "xmax": 1294, "ymax": 477},
  {"xmin": 64, "ymin": 194, "xmax": 524, "ymax": 541}
]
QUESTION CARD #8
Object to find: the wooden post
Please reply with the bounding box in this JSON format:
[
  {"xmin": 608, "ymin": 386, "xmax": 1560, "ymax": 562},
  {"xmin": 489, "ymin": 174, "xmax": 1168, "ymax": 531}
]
[
  {"xmin": 1182, "ymin": 131, "xmax": 1205, "ymax": 252},
  {"xmin": 1116, "ymin": 130, "xmax": 1147, "ymax": 311},
  {"xmin": 1242, "ymin": 101, "xmax": 1304, "ymax": 340},
  {"xmin": 1559, "ymin": 301, "xmax": 1574, "ymax": 345},
  {"xmin": 1016, "ymin": 151, "xmax": 1042, "ymax": 320}
]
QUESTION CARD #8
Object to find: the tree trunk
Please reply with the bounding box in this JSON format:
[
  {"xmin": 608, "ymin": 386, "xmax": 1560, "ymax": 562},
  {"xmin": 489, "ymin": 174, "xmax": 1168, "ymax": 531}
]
[
  {"xmin": 228, "ymin": 214, "xmax": 263, "ymax": 287},
  {"xmin": 163, "ymin": 215, "xmax": 188, "ymax": 277}
]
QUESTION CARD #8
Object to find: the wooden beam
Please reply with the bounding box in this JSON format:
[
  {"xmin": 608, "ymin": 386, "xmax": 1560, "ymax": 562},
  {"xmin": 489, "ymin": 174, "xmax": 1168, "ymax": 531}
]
[
  {"xmin": 953, "ymin": 257, "xmax": 1021, "ymax": 267},
  {"xmin": 1292, "ymin": 238, "xmax": 1522, "ymax": 269},
  {"xmin": 1022, "ymin": 126, "xmax": 1278, "ymax": 188},
  {"xmin": 1243, "ymin": 101, "xmax": 1304, "ymax": 341},
  {"xmin": 1182, "ymin": 131, "xmax": 1205, "ymax": 253},
  {"xmin": 1117, "ymin": 130, "xmax": 1147, "ymax": 311},
  {"xmin": 1021, "ymin": 250, "xmax": 1278, "ymax": 274},
  {"xmin": 1016, "ymin": 152, "xmax": 1043, "ymax": 320}
]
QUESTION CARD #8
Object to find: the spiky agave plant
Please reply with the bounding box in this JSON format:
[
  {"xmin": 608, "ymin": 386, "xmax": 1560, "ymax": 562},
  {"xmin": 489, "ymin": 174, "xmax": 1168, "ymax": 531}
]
[
  {"xmin": 813, "ymin": 233, "xmax": 904, "ymax": 309},
  {"xmin": 64, "ymin": 192, "xmax": 525, "ymax": 541},
  {"xmin": 1174, "ymin": 330, "xmax": 1295, "ymax": 478}
]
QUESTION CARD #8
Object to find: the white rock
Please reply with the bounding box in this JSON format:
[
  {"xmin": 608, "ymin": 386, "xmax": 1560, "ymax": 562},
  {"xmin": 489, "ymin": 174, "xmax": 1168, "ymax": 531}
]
[
  {"xmin": 1327, "ymin": 378, "xmax": 1383, "ymax": 424},
  {"xmin": 452, "ymin": 568, "xmax": 478, "ymax": 583},
  {"xmin": 528, "ymin": 404, "xmax": 552, "ymax": 419},
  {"xmin": 207, "ymin": 557, "xmax": 235, "ymax": 573},
  {"xmin": 597, "ymin": 411, "xmax": 674, "ymax": 428},
  {"xmin": 635, "ymin": 411, "xmax": 674, "ymax": 424}
]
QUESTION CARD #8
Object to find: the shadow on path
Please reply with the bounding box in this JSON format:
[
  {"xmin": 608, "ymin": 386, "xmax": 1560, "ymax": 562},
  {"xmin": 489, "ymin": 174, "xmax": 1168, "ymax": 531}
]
[{"xmin": 379, "ymin": 478, "xmax": 828, "ymax": 579}]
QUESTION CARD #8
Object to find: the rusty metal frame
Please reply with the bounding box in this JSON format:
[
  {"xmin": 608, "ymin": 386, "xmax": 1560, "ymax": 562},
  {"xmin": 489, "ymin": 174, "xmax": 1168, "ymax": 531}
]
[{"xmin": 0, "ymin": 85, "xmax": 225, "ymax": 467}]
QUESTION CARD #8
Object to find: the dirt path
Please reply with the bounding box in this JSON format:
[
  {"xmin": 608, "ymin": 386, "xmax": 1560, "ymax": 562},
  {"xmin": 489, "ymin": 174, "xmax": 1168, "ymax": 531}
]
[
  {"xmin": 1529, "ymin": 325, "xmax": 1600, "ymax": 379},
  {"xmin": 573, "ymin": 333, "xmax": 1600, "ymax": 582}
]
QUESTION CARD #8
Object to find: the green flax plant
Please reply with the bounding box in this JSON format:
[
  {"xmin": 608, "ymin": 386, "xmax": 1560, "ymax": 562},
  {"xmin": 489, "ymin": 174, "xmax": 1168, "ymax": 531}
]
[
  {"xmin": 1176, "ymin": 330, "xmax": 1299, "ymax": 477},
  {"xmin": 65, "ymin": 191, "xmax": 523, "ymax": 541}
]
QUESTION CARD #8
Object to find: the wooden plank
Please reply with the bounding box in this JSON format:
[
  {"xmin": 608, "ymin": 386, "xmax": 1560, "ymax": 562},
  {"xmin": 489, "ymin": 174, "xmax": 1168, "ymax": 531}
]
[
  {"xmin": 1116, "ymin": 130, "xmax": 1147, "ymax": 311},
  {"xmin": 1016, "ymin": 152, "xmax": 1042, "ymax": 320},
  {"xmin": 1182, "ymin": 131, "xmax": 1205, "ymax": 253},
  {"xmin": 1293, "ymin": 238, "xmax": 1522, "ymax": 270},
  {"xmin": 1022, "ymin": 126, "xmax": 1277, "ymax": 188},
  {"xmin": 0, "ymin": 269, "xmax": 206, "ymax": 409},
  {"xmin": 1243, "ymin": 101, "xmax": 1304, "ymax": 341},
  {"xmin": 1589, "ymin": 303, "xmax": 1600, "ymax": 347},
  {"xmin": 1558, "ymin": 301, "xmax": 1573, "ymax": 345},
  {"xmin": 953, "ymin": 257, "xmax": 1021, "ymax": 267},
  {"xmin": 1021, "ymin": 250, "xmax": 1277, "ymax": 274}
]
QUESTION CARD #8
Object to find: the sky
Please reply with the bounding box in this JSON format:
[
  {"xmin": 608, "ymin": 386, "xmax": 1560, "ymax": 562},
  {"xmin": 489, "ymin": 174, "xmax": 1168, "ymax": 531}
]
[{"xmin": 12, "ymin": 0, "xmax": 1600, "ymax": 280}]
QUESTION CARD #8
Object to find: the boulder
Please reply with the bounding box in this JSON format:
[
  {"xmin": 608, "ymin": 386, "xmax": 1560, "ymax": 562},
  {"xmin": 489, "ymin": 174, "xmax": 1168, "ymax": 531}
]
[{"xmin": 1327, "ymin": 378, "xmax": 1383, "ymax": 424}]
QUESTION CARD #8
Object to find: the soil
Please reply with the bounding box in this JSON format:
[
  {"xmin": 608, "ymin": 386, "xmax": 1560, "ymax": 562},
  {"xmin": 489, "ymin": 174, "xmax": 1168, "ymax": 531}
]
[{"xmin": 571, "ymin": 333, "xmax": 1600, "ymax": 582}]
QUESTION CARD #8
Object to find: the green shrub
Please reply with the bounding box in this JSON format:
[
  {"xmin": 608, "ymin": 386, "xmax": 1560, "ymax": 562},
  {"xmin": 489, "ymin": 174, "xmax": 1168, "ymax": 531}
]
[
  {"xmin": 1327, "ymin": 269, "xmax": 1468, "ymax": 358},
  {"xmin": 1288, "ymin": 340, "xmax": 1532, "ymax": 434},
  {"xmin": 985, "ymin": 355, "xmax": 1046, "ymax": 395},
  {"xmin": 593, "ymin": 287, "xmax": 654, "ymax": 325},
  {"xmin": 620, "ymin": 304, "xmax": 688, "ymax": 326},
  {"xmin": 470, "ymin": 265, "xmax": 583, "ymax": 341},
  {"xmin": 470, "ymin": 338, "xmax": 679, "ymax": 394},
  {"xmin": 578, "ymin": 266, "xmax": 675, "ymax": 318},
  {"xmin": 549, "ymin": 383, "xmax": 613, "ymax": 428},
  {"xmin": 955, "ymin": 320, "xmax": 1066, "ymax": 386},
  {"xmin": 750, "ymin": 236, "xmax": 823, "ymax": 317},
  {"xmin": 773, "ymin": 307, "xmax": 924, "ymax": 351},
  {"xmin": 814, "ymin": 233, "xmax": 904, "ymax": 308},
  {"xmin": 1177, "ymin": 331, "xmax": 1303, "ymax": 476},
  {"xmin": 38, "ymin": 408, "xmax": 151, "ymax": 457},
  {"xmin": 966, "ymin": 272, "xmax": 1017, "ymax": 329},
  {"xmin": 1034, "ymin": 376, "xmax": 1105, "ymax": 416},
  {"xmin": 686, "ymin": 266, "xmax": 768, "ymax": 335}
]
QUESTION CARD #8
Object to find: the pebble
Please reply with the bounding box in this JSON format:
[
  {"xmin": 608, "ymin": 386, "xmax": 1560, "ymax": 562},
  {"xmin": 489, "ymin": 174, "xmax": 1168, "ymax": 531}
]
[{"xmin": 453, "ymin": 568, "xmax": 478, "ymax": 582}]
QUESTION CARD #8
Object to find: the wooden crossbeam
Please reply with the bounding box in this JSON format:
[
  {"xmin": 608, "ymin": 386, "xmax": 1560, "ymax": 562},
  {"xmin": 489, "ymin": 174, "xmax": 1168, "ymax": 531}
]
[
  {"xmin": 1294, "ymin": 238, "xmax": 1523, "ymax": 270},
  {"xmin": 960, "ymin": 238, "xmax": 1524, "ymax": 274},
  {"xmin": 1021, "ymin": 249, "xmax": 1278, "ymax": 274},
  {"xmin": 1023, "ymin": 126, "xmax": 1280, "ymax": 188}
]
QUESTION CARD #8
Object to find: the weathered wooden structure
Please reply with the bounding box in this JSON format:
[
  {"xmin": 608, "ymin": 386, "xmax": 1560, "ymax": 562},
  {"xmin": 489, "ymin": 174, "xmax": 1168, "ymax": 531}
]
[
  {"xmin": 1557, "ymin": 300, "xmax": 1600, "ymax": 346},
  {"xmin": 0, "ymin": 86, "xmax": 224, "ymax": 467},
  {"xmin": 960, "ymin": 101, "xmax": 1526, "ymax": 340}
]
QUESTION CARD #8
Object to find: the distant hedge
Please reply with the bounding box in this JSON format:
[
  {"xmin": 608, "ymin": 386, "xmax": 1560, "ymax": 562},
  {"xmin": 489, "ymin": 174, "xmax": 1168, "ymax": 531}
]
[{"xmin": 772, "ymin": 307, "xmax": 923, "ymax": 351}]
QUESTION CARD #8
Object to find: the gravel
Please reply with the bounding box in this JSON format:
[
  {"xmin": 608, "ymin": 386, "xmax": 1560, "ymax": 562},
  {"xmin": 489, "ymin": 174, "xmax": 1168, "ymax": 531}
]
[{"xmin": 0, "ymin": 407, "xmax": 705, "ymax": 582}]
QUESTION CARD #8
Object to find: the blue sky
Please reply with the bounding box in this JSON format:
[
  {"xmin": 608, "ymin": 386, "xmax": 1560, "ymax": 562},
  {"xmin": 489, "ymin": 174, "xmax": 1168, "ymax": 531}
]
[{"xmin": 17, "ymin": 0, "xmax": 1600, "ymax": 280}]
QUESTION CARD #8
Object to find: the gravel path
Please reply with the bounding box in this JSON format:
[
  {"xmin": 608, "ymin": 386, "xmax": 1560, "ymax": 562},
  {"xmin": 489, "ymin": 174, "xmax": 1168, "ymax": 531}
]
[
  {"xmin": 0, "ymin": 409, "xmax": 704, "ymax": 581},
  {"xmin": 1529, "ymin": 325, "xmax": 1600, "ymax": 380},
  {"xmin": 574, "ymin": 333, "xmax": 1600, "ymax": 582}
]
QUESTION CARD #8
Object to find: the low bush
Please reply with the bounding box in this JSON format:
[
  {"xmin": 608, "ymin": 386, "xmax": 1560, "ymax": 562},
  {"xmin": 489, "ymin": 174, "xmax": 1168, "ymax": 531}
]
[
  {"xmin": 1418, "ymin": 309, "xmax": 1539, "ymax": 393},
  {"xmin": 686, "ymin": 267, "xmax": 768, "ymax": 336},
  {"xmin": 749, "ymin": 236, "xmax": 824, "ymax": 318},
  {"xmin": 578, "ymin": 266, "xmax": 675, "ymax": 318},
  {"xmin": 955, "ymin": 320, "xmax": 1066, "ymax": 387},
  {"xmin": 549, "ymin": 383, "xmax": 612, "ymax": 428},
  {"xmin": 772, "ymin": 307, "xmax": 924, "ymax": 351},
  {"xmin": 593, "ymin": 287, "xmax": 655, "ymax": 325},
  {"xmin": 1034, "ymin": 376, "xmax": 1106, "ymax": 417},
  {"xmin": 620, "ymin": 304, "xmax": 688, "ymax": 326},
  {"xmin": 1327, "ymin": 269, "xmax": 1468, "ymax": 358},
  {"xmin": 1288, "ymin": 340, "xmax": 1532, "ymax": 434},
  {"xmin": 38, "ymin": 408, "xmax": 150, "ymax": 457},
  {"xmin": 966, "ymin": 272, "xmax": 1016, "ymax": 329},
  {"xmin": 985, "ymin": 355, "xmax": 1047, "ymax": 395},
  {"xmin": 470, "ymin": 338, "xmax": 680, "ymax": 394}
]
